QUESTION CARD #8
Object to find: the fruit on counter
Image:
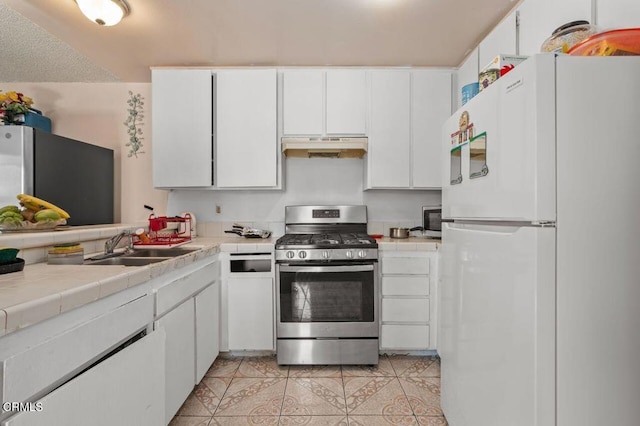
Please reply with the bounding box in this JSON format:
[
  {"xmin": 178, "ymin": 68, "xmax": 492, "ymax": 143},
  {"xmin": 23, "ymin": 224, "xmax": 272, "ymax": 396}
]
[
  {"xmin": 0, "ymin": 210, "xmax": 23, "ymax": 226},
  {"xmin": 0, "ymin": 205, "xmax": 20, "ymax": 215},
  {"xmin": 17, "ymin": 194, "xmax": 70, "ymax": 219},
  {"xmin": 0, "ymin": 211, "xmax": 22, "ymax": 219},
  {"xmin": 21, "ymin": 209, "xmax": 34, "ymax": 222},
  {"xmin": 34, "ymin": 209, "xmax": 62, "ymax": 222}
]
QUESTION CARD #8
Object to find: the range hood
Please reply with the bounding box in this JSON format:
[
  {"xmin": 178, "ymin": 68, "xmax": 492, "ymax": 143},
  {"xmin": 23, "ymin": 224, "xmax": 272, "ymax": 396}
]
[{"xmin": 281, "ymin": 137, "xmax": 368, "ymax": 158}]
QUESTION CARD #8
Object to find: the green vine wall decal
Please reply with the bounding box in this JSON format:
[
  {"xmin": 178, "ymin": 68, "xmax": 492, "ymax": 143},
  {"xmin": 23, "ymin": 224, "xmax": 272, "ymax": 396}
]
[{"xmin": 124, "ymin": 91, "xmax": 144, "ymax": 158}]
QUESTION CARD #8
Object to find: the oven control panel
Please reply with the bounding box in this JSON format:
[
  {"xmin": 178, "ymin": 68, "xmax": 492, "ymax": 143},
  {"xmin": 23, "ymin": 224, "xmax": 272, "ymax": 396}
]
[
  {"xmin": 312, "ymin": 209, "xmax": 340, "ymax": 218},
  {"xmin": 276, "ymin": 248, "xmax": 378, "ymax": 262}
]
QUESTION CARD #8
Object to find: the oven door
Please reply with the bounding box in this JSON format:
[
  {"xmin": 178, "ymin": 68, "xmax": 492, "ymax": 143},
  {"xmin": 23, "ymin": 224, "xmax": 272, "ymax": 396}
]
[{"xmin": 276, "ymin": 263, "xmax": 379, "ymax": 338}]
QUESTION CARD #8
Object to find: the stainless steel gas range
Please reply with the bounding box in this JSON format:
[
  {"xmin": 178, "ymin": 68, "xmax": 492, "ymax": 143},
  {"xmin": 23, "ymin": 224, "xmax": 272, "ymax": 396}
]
[{"xmin": 275, "ymin": 205, "xmax": 379, "ymax": 365}]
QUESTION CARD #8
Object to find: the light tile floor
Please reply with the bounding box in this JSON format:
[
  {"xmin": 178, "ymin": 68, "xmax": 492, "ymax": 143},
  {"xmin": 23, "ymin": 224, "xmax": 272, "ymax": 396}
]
[{"xmin": 171, "ymin": 354, "xmax": 448, "ymax": 426}]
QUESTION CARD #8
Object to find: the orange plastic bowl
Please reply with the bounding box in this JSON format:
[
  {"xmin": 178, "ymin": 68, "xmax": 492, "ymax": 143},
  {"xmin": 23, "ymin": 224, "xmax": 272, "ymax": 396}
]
[{"xmin": 568, "ymin": 28, "xmax": 640, "ymax": 56}]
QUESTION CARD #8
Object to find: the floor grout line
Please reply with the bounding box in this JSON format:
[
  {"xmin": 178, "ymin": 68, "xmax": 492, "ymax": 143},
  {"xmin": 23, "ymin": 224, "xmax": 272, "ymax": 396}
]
[{"xmin": 173, "ymin": 354, "xmax": 446, "ymax": 426}]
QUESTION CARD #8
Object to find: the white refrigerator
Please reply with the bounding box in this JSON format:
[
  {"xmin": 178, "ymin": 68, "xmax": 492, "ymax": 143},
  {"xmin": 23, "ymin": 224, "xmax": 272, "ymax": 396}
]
[{"xmin": 439, "ymin": 53, "xmax": 640, "ymax": 426}]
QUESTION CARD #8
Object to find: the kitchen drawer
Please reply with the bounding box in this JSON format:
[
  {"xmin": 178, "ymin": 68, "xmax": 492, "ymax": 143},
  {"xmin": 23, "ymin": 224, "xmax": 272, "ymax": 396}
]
[
  {"xmin": 381, "ymin": 257, "xmax": 429, "ymax": 275},
  {"xmin": 2, "ymin": 330, "xmax": 165, "ymax": 426},
  {"xmin": 1, "ymin": 295, "xmax": 153, "ymax": 405},
  {"xmin": 380, "ymin": 324, "xmax": 430, "ymax": 350},
  {"xmin": 382, "ymin": 276, "xmax": 429, "ymax": 296},
  {"xmin": 155, "ymin": 262, "xmax": 217, "ymax": 317},
  {"xmin": 381, "ymin": 298, "xmax": 430, "ymax": 322}
]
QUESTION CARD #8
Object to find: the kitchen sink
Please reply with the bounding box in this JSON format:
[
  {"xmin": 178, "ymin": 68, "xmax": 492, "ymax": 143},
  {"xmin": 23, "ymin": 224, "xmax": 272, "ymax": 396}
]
[
  {"xmin": 84, "ymin": 247, "xmax": 198, "ymax": 266},
  {"xmin": 86, "ymin": 257, "xmax": 168, "ymax": 266}
]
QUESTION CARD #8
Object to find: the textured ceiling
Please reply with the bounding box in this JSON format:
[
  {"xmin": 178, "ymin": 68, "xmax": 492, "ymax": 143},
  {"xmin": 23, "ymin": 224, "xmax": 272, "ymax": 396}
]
[
  {"xmin": 0, "ymin": 0, "xmax": 518, "ymax": 83},
  {"xmin": 0, "ymin": 3, "xmax": 119, "ymax": 82}
]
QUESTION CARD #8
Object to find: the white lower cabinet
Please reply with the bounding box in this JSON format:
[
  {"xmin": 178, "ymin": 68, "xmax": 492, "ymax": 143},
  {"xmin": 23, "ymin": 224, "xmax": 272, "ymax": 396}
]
[
  {"xmin": 381, "ymin": 324, "xmax": 430, "ymax": 350},
  {"xmin": 3, "ymin": 330, "xmax": 165, "ymax": 426},
  {"xmin": 156, "ymin": 298, "xmax": 196, "ymax": 424},
  {"xmin": 154, "ymin": 259, "xmax": 220, "ymax": 423},
  {"xmin": 227, "ymin": 277, "xmax": 274, "ymax": 350},
  {"xmin": 0, "ymin": 291, "xmax": 162, "ymax": 426},
  {"xmin": 379, "ymin": 251, "xmax": 438, "ymax": 351},
  {"xmin": 0, "ymin": 255, "xmax": 221, "ymax": 426},
  {"xmin": 195, "ymin": 282, "xmax": 220, "ymax": 383}
]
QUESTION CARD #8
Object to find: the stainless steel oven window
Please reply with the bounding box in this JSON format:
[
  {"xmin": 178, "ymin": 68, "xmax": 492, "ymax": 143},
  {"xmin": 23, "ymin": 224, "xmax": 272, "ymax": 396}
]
[
  {"xmin": 290, "ymin": 280, "xmax": 365, "ymax": 322},
  {"xmin": 277, "ymin": 264, "xmax": 376, "ymax": 324}
]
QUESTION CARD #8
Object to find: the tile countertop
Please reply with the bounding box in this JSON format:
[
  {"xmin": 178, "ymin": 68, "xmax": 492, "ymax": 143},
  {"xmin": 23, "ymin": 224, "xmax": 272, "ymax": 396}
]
[
  {"xmin": 0, "ymin": 235, "xmax": 274, "ymax": 337},
  {"xmin": 0, "ymin": 230, "xmax": 438, "ymax": 337},
  {"xmin": 376, "ymin": 236, "xmax": 440, "ymax": 251}
]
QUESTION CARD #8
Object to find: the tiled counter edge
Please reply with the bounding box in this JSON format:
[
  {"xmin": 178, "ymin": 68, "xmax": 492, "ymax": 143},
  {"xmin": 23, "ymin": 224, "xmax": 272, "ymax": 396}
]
[
  {"xmin": 0, "ymin": 223, "xmax": 148, "ymax": 265},
  {"xmin": 0, "ymin": 228, "xmax": 226, "ymax": 337},
  {"xmin": 377, "ymin": 236, "xmax": 440, "ymax": 252}
]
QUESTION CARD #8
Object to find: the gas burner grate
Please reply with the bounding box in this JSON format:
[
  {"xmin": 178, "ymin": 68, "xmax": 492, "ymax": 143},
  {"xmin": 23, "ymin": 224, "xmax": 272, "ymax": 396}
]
[
  {"xmin": 340, "ymin": 233, "xmax": 376, "ymax": 245},
  {"xmin": 311, "ymin": 233, "xmax": 341, "ymax": 245}
]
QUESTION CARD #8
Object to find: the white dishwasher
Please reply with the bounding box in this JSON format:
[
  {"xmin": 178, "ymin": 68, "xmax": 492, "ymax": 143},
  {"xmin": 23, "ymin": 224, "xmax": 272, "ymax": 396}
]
[{"xmin": 221, "ymin": 252, "xmax": 275, "ymax": 352}]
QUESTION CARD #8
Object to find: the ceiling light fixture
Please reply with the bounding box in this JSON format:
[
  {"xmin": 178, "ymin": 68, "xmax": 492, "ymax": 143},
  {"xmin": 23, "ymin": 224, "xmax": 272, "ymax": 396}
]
[{"xmin": 75, "ymin": 0, "xmax": 129, "ymax": 26}]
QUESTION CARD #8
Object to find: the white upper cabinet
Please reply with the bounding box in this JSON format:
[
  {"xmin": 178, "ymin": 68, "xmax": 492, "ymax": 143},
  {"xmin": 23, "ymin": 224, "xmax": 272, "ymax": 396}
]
[
  {"xmin": 517, "ymin": 0, "xmax": 592, "ymax": 56},
  {"xmin": 412, "ymin": 70, "xmax": 451, "ymax": 189},
  {"xmin": 366, "ymin": 70, "xmax": 411, "ymax": 188},
  {"xmin": 597, "ymin": 0, "xmax": 640, "ymax": 29},
  {"xmin": 366, "ymin": 69, "xmax": 452, "ymax": 190},
  {"xmin": 282, "ymin": 69, "xmax": 367, "ymax": 136},
  {"xmin": 326, "ymin": 70, "xmax": 368, "ymax": 135},
  {"xmin": 152, "ymin": 69, "xmax": 213, "ymax": 188},
  {"xmin": 215, "ymin": 69, "xmax": 278, "ymax": 188},
  {"xmin": 282, "ymin": 70, "xmax": 324, "ymax": 135},
  {"xmin": 478, "ymin": 11, "xmax": 518, "ymax": 69}
]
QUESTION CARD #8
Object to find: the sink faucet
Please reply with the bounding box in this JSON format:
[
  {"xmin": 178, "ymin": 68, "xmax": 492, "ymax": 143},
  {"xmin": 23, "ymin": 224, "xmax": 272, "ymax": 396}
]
[{"xmin": 104, "ymin": 230, "xmax": 134, "ymax": 254}]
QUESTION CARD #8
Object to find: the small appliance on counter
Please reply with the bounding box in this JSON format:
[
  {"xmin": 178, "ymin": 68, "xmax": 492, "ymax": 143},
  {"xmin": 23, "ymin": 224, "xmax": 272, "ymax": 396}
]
[{"xmin": 421, "ymin": 206, "xmax": 442, "ymax": 239}]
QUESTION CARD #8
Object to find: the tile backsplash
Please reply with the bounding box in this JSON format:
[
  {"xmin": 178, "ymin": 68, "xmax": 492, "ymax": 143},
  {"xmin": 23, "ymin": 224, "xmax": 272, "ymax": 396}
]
[
  {"xmin": 196, "ymin": 221, "xmax": 422, "ymax": 238},
  {"xmin": 197, "ymin": 221, "xmax": 285, "ymax": 238},
  {"xmin": 1, "ymin": 224, "xmax": 145, "ymax": 265}
]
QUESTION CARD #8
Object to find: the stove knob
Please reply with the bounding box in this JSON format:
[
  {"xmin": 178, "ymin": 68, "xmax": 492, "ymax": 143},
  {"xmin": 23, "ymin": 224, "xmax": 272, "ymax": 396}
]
[
  {"xmin": 322, "ymin": 250, "xmax": 330, "ymax": 259},
  {"xmin": 286, "ymin": 251, "xmax": 295, "ymax": 259},
  {"xmin": 346, "ymin": 250, "xmax": 354, "ymax": 259},
  {"xmin": 358, "ymin": 250, "xmax": 367, "ymax": 258},
  {"xmin": 298, "ymin": 251, "xmax": 307, "ymax": 259}
]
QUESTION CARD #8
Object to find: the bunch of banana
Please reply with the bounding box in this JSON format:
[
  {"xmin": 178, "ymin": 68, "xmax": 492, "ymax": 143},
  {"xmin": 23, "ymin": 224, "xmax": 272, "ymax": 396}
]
[
  {"xmin": 0, "ymin": 195, "xmax": 70, "ymax": 228},
  {"xmin": 17, "ymin": 194, "xmax": 70, "ymax": 220}
]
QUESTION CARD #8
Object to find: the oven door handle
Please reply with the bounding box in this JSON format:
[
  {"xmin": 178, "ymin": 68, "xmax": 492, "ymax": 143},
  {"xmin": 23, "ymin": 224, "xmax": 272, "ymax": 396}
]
[{"xmin": 278, "ymin": 264, "xmax": 374, "ymax": 273}]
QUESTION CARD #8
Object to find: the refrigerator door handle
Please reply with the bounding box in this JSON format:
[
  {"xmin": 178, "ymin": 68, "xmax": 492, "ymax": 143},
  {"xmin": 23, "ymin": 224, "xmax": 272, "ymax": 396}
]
[
  {"xmin": 444, "ymin": 221, "xmax": 555, "ymax": 236},
  {"xmin": 444, "ymin": 222, "xmax": 523, "ymax": 236},
  {"xmin": 444, "ymin": 219, "xmax": 556, "ymax": 228}
]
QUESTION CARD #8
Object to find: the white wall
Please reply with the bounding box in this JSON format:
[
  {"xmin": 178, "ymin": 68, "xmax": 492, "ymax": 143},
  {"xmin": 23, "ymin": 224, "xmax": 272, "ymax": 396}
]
[
  {"xmin": 0, "ymin": 82, "xmax": 167, "ymax": 223},
  {"xmin": 167, "ymin": 157, "xmax": 440, "ymax": 225}
]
